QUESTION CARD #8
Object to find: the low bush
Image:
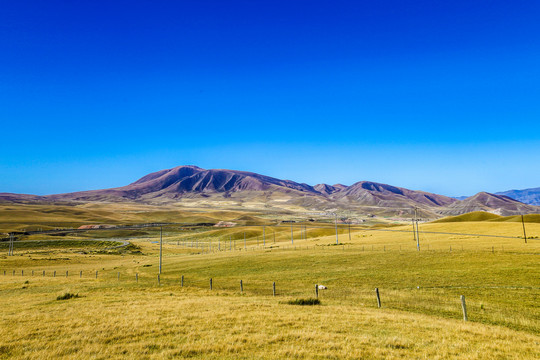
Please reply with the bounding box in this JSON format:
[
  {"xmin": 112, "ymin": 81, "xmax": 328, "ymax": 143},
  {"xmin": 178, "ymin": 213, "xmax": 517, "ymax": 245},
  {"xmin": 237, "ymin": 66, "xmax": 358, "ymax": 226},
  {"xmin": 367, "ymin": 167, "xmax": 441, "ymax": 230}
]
[
  {"xmin": 286, "ymin": 298, "xmax": 321, "ymax": 306},
  {"xmin": 56, "ymin": 293, "xmax": 80, "ymax": 301}
]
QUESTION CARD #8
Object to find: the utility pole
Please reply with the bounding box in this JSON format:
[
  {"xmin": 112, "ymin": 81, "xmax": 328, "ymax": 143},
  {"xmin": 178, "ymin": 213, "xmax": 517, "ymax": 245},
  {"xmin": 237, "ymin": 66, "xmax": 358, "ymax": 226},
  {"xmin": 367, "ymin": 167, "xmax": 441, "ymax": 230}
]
[
  {"xmin": 8, "ymin": 233, "xmax": 14, "ymax": 256},
  {"xmin": 415, "ymin": 208, "xmax": 420, "ymax": 251},
  {"xmin": 335, "ymin": 213, "xmax": 339, "ymax": 245},
  {"xmin": 159, "ymin": 226, "xmax": 163, "ymax": 274},
  {"xmin": 291, "ymin": 223, "xmax": 294, "ymax": 244},
  {"xmin": 521, "ymin": 215, "xmax": 527, "ymax": 243},
  {"xmin": 412, "ymin": 215, "xmax": 417, "ymax": 243}
]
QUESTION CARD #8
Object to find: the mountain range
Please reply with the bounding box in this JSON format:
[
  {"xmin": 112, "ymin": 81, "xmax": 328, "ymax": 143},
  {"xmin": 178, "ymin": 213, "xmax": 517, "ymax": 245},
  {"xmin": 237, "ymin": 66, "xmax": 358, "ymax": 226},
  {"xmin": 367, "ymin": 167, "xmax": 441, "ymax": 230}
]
[
  {"xmin": 495, "ymin": 187, "xmax": 540, "ymax": 206},
  {"xmin": 1, "ymin": 165, "xmax": 539, "ymax": 218}
]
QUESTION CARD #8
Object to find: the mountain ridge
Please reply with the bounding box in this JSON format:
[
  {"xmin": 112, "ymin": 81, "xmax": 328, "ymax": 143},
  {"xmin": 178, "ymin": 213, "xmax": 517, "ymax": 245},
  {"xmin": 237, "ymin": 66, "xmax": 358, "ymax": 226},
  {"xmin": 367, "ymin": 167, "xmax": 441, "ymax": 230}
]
[
  {"xmin": 1, "ymin": 165, "xmax": 539, "ymax": 217},
  {"xmin": 495, "ymin": 187, "xmax": 540, "ymax": 206},
  {"xmin": 440, "ymin": 191, "xmax": 540, "ymax": 217}
]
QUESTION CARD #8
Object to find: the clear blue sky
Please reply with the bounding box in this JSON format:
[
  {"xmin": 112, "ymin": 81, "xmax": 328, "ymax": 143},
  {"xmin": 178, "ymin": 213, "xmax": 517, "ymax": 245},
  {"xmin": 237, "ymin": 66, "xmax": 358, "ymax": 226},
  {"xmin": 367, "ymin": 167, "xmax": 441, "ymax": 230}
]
[{"xmin": 1, "ymin": 1, "xmax": 539, "ymax": 196}]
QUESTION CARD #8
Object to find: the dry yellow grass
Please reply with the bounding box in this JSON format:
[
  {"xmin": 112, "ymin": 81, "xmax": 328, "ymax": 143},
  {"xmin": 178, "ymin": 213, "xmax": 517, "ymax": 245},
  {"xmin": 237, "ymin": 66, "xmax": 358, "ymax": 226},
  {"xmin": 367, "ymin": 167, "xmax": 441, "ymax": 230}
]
[
  {"xmin": 1, "ymin": 211, "xmax": 539, "ymax": 359},
  {"xmin": 0, "ymin": 279, "xmax": 538, "ymax": 360}
]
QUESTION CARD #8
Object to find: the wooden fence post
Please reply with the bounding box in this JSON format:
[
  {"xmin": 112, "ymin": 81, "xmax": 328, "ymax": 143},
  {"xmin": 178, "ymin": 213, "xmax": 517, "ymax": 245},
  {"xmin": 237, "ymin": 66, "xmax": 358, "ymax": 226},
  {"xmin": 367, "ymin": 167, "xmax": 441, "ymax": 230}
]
[
  {"xmin": 240, "ymin": 280, "xmax": 243, "ymax": 293},
  {"xmin": 315, "ymin": 284, "xmax": 319, "ymax": 298},
  {"xmin": 21, "ymin": 270, "xmax": 23, "ymax": 276},
  {"xmin": 53, "ymin": 271, "xmax": 56, "ymax": 277},
  {"xmin": 210, "ymin": 278, "xmax": 213, "ymax": 290},
  {"xmin": 273, "ymin": 282, "xmax": 276, "ymax": 296},
  {"xmin": 95, "ymin": 271, "xmax": 98, "ymax": 279},
  {"xmin": 66, "ymin": 270, "xmax": 68, "ymax": 277},
  {"xmin": 375, "ymin": 288, "xmax": 381, "ymax": 308},
  {"xmin": 80, "ymin": 271, "xmax": 82, "ymax": 278},
  {"xmin": 117, "ymin": 272, "xmax": 120, "ymax": 281},
  {"xmin": 181, "ymin": 275, "xmax": 184, "ymax": 287},
  {"xmin": 460, "ymin": 295, "xmax": 468, "ymax": 321},
  {"xmin": 157, "ymin": 274, "xmax": 160, "ymax": 285},
  {"xmin": 42, "ymin": 270, "xmax": 45, "ymax": 277},
  {"xmin": 136, "ymin": 273, "xmax": 138, "ymax": 283}
]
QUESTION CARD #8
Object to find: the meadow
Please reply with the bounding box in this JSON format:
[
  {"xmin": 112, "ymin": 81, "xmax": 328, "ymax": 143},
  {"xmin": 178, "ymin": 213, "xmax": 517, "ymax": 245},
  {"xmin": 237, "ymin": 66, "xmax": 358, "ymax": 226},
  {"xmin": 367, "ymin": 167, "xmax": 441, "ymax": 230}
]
[{"xmin": 0, "ymin": 206, "xmax": 539, "ymax": 359}]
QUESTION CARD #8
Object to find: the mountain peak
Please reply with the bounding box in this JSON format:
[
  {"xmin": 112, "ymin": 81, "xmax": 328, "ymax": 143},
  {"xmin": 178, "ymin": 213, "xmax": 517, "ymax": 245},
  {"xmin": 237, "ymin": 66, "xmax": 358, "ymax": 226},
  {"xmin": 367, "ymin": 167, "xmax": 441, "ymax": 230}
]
[{"xmin": 495, "ymin": 187, "xmax": 540, "ymax": 206}]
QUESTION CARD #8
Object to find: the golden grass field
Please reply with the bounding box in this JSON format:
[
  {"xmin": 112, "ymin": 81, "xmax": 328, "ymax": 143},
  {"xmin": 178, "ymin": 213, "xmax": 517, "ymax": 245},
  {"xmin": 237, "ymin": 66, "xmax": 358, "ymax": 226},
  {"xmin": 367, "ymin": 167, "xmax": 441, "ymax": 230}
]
[{"xmin": 0, "ymin": 205, "xmax": 539, "ymax": 359}]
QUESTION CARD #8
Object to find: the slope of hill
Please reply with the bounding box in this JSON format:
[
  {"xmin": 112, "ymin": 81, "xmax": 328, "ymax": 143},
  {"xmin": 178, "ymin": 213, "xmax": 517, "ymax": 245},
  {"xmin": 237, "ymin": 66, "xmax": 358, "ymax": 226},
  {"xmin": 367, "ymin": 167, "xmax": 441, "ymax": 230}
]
[
  {"xmin": 432, "ymin": 211, "xmax": 503, "ymax": 223},
  {"xmin": 0, "ymin": 193, "xmax": 46, "ymax": 203},
  {"xmin": 440, "ymin": 192, "xmax": 540, "ymax": 216},
  {"xmin": 496, "ymin": 187, "xmax": 540, "ymax": 206}
]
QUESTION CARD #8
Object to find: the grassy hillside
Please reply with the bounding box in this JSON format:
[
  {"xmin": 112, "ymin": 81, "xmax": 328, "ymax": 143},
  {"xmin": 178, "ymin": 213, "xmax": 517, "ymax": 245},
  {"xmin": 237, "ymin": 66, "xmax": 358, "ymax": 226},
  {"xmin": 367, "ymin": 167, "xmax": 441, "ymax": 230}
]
[
  {"xmin": 0, "ymin": 203, "xmax": 272, "ymax": 234},
  {"xmin": 433, "ymin": 211, "xmax": 502, "ymax": 223},
  {"xmin": 1, "ymin": 213, "xmax": 539, "ymax": 359},
  {"xmin": 434, "ymin": 211, "xmax": 540, "ymax": 224}
]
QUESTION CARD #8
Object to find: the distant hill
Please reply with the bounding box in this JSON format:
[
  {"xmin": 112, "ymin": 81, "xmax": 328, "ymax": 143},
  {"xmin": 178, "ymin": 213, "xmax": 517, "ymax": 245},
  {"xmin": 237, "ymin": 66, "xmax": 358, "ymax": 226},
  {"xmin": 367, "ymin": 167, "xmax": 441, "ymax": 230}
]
[
  {"xmin": 440, "ymin": 192, "xmax": 540, "ymax": 217},
  {"xmin": 2, "ymin": 165, "xmax": 540, "ymax": 217},
  {"xmin": 495, "ymin": 187, "xmax": 540, "ymax": 206},
  {"xmin": 0, "ymin": 193, "xmax": 44, "ymax": 202},
  {"xmin": 330, "ymin": 181, "xmax": 456, "ymax": 209}
]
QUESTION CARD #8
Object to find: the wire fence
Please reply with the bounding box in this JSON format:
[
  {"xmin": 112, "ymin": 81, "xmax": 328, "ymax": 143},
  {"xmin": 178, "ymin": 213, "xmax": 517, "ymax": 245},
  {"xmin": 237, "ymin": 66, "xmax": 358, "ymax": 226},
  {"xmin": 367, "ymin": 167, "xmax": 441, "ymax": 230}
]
[{"xmin": 1, "ymin": 267, "xmax": 538, "ymax": 335}]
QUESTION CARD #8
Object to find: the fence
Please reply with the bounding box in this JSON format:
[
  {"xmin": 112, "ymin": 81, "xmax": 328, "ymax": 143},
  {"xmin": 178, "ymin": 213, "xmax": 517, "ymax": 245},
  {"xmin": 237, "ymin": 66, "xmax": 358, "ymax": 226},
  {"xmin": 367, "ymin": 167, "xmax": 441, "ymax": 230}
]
[{"xmin": 1, "ymin": 267, "xmax": 537, "ymax": 334}]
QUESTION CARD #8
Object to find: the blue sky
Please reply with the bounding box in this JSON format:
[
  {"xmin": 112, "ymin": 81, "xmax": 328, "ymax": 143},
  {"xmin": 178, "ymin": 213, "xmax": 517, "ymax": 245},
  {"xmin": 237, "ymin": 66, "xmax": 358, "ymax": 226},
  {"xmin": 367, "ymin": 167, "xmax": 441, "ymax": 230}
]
[{"xmin": 1, "ymin": 1, "xmax": 539, "ymax": 196}]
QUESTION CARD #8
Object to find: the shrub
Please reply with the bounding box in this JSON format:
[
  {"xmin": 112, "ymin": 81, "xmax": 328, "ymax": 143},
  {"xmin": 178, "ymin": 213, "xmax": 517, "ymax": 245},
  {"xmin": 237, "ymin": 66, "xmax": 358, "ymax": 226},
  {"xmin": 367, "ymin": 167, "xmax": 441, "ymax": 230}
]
[
  {"xmin": 287, "ymin": 298, "xmax": 321, "ymax": 306},
  {"xmin": 56, "ymin": 293, "xmax": 80, "ymax": 301}
]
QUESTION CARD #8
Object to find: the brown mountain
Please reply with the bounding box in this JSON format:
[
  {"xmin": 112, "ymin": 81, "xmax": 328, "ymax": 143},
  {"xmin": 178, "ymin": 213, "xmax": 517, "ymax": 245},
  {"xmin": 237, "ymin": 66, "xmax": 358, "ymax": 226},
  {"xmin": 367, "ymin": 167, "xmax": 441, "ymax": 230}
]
[
  {"xmin": 440, "ymin": 192, "xmax": 540, "ymax": 216},
  {"xmin": 41, "ymin": 166, "xmax": 459, "ymax": 217},
  {"xmin": 313, "ymin": 183, "xmax": 346, "ymax": 195},
  {"xmin": 47, "ymin": 165, "xmax": 319, "ymax": 202},
  {"xmin": 334, "ymin": 181, "xmax": 456, "ymax": 207},
  {"xmin": 3, "ymin": 165, "xmax": 539, "ymax": 217}
]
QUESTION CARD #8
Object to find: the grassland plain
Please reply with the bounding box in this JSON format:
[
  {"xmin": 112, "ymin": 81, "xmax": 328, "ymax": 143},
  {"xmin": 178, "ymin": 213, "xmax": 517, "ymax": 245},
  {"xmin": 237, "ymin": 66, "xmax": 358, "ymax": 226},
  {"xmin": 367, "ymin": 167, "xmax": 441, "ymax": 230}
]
[{"xmin": 0, "ymin": 212, "xmax": 539, "ymax": 359}]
